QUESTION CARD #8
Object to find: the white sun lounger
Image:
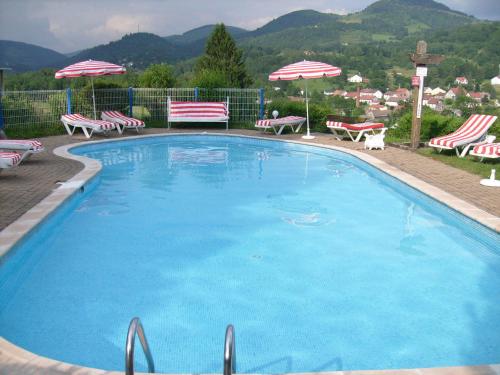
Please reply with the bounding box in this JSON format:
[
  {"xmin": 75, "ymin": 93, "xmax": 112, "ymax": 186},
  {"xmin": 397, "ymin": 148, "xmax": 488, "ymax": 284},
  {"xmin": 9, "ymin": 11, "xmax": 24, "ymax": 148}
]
[
  {"xmin": 469, "ymin": 142, "xmax": 500, "ymax": 160},
  {"xmin": 60, "ymin": 114, "xmax": 116, "ymax": 139},
  {"xmin": 0, "ymin": 152, "xmax": 22, "ymax": 172},
  {"xmin": 101, "ymin": 111, "xmax": 145, "ymax": 134},
  {"xmin": 255, "ymin": 116, "xmax": 306, "ymax": 135},
  {"xmin": 326, "ymin": 121, "xmax": 386, "ymax": 142},
  {"xmin": 0, "ymin": 139, "xmax": 44, "ymax": 161},
  {"xmin": 428, "ymin": 114, "xmax": 498, "ymax": 157}
]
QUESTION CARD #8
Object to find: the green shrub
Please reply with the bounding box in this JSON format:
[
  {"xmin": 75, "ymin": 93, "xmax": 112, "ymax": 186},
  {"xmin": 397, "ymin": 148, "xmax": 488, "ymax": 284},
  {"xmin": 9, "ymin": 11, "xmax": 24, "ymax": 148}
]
[{"xmin": 390, "ymin": 109, "xmax": 464, "ymax": 142}]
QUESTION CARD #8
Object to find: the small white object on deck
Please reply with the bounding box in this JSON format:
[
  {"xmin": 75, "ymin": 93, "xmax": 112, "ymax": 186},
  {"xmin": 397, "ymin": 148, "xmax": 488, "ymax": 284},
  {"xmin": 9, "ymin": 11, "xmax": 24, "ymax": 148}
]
[
  {"xmin": 480, "ymin": 169, "xmax": 500, "ymax": 187},
  {"xmin": 364, "ymin": 128, "xmax": 386, "ymax": 150}
]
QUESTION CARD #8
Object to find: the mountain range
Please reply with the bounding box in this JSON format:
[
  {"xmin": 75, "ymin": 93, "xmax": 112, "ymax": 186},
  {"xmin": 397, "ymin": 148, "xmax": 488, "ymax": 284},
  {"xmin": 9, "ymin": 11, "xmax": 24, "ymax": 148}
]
[
  {"xmin": 1, "ymin": 0, "xmax": 498, "ymax": 89},
  {"xmin": 0, "ymin": 0, "xmax": 478, "ymax": 71}
]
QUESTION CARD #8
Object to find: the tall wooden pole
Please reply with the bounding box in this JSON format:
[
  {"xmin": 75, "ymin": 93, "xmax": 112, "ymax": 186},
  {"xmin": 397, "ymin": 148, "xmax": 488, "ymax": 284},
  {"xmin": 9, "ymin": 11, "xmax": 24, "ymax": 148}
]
[
  {"xmin": 410, "ymin": 41, "xmax": 427, "ymax": 149},
  {"xmin": 409, "ymin": 41, "xmax": 445, "ymax": 150}
]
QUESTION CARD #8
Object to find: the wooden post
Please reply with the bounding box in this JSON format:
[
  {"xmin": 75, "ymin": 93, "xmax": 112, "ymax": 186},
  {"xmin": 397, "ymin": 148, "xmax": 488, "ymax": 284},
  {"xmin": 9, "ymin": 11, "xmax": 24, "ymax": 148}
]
[{"xmin": 408, "ymin": 41, "xmax": 445, "ymax": 149}]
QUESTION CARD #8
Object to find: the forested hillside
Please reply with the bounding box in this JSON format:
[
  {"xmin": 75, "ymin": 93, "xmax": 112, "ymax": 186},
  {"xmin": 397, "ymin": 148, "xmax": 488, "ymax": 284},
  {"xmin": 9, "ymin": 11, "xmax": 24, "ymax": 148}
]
[
  {"xmin": 3, "ymin": 0, "xmax": 499, "ymax": 92},
  {"xmin": 0, "ymin": 40, "xmax": 66, "ymax": 71}
]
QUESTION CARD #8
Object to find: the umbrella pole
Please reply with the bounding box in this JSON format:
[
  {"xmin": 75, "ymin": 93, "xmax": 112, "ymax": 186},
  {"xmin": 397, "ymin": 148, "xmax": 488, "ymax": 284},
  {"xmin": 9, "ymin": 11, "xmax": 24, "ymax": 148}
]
[
  {"xmin": 302, "ymin": 80, "xmax": 314, "ymax": 140},
  {"xmin": 91, "ymin": 76, "xmax": 97, "ymax": 120}
]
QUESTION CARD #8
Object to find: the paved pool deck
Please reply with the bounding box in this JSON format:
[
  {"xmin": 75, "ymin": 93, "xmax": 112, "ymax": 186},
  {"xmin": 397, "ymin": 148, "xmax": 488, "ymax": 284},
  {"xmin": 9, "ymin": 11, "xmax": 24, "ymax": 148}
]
[{"xmin": 1, "ymin": 128, "xmax": 500, "ymax": 375}]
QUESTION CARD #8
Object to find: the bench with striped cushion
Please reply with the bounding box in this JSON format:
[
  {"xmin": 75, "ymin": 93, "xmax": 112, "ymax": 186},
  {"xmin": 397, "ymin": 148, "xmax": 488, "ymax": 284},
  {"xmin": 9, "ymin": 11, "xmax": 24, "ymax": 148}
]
[
  {"xmin": 167, "ymin": 97, "xmax": 229, "ymax": 130},
  {"xmin": 428, "ymin": 114, "xmax": 497, "ymax": 157},
  {"xmin": 255, "ymin": 116, "xmax": 306, "ymax": 135},
  {"xmin": 326, "ymin": 121, "xmax": 385, "ymax": 142},
  {"xmin": 61, "ymin": 113, "xmax": 116, "ymax": 139},
  {"xmin": 0, "ymin": 152, "xmax": 22, "ymax": 170},
  {"xmin": 101, "ymin": 111, "xmax": 145, "ymax": 134}
]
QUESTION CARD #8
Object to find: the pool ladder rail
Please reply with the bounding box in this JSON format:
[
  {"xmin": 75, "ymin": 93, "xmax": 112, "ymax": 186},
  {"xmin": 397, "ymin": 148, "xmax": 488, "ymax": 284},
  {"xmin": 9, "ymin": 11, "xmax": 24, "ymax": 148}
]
[
  {"xmin": 125, "ymin": 317, "xmax": 155, "ymax": 375},
  {"xmin": 224, "ymin": 324, "xmax": 236, "ymax": 375},
  {"xmin": 125, "ymin": 318, "xmax": 236, "ymax": 375}
]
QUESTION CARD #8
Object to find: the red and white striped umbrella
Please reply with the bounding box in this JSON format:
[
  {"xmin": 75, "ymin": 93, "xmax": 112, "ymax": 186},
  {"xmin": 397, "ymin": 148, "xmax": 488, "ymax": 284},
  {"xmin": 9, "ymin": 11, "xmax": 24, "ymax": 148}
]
[
  {"xmin": 269, "ymin": 60, "xmax": 341, "ymax": 81},
  {"xmin": 55, "ymin": 60, "xmax": 126, "ymax": 119},
  {"xmin": 55, "ymin": 60, "xmax": 126, "ymax": 79},
  {"xmin": 269, "ymin": 60, "xmax": 342, "ymax": 139}
]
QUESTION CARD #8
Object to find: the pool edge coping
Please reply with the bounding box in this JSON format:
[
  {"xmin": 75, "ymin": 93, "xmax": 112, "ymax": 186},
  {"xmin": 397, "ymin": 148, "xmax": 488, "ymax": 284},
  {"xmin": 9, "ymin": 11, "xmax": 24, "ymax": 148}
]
[{"xmin": 1, "ymin": 131, "xmax": 499, "ymax": 375}]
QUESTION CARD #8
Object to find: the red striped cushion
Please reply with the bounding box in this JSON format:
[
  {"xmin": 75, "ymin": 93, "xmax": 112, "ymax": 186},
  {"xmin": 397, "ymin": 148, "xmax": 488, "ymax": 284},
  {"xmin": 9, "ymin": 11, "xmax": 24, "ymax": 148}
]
[
  {"xmin": 62, "ymin": 114, "xmax": 115, "ymax": 130},
  {"xmin": 326, "ymin": 121, "xmax": 384, "ymax": 131},
  {"xmin": 0, "ymin": 139, "xmax": 44, "ymax": 151},
  {"xmin": 429, "ymin": 114, "xmax": 497, "ymax": 149},
  {"xmin": 170, "ymin": 102, "xmax": 228, "ymax": 119},
  {"xmin": 256, "ymin": 116, "xmax": 305, "ymax": 127},
  {"xmin": 0, "ymin": 152, "xmax": 22, "ymax": 166},
  {"xmin": 472, "ymin": 143, "xmax": 500, "ymax": 156},
  {"xmin": 102, "ymin": 111, "xmax": 144, "ymax": 127}
]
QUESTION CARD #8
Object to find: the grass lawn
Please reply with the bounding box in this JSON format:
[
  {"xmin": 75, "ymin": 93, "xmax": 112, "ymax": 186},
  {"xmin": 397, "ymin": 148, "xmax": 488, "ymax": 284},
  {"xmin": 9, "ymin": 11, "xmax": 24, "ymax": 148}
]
[{"xmin": 417, "ymin": 147, "xmax": 498, "ymax": 178}]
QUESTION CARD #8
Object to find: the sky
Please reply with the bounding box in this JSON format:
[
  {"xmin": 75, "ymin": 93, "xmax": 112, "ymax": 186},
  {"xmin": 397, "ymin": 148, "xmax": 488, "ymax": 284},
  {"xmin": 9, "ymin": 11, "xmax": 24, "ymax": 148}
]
[{"xmin": 1, "ymin": 0, "xmax": 499, "ymax": 53}]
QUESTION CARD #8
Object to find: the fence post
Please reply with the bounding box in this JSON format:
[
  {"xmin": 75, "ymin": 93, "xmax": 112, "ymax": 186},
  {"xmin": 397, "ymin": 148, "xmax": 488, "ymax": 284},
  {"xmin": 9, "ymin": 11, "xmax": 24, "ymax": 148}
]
[
  {"xmin": 194, "ymin": 87, "xmax": 199, "ymax": 102},
  {"xmin": 0, "ymin": 99, "xmax": 4, "ymax": 132},
  {"xmin": 66, "ymin": 88, "xmax": 72, "ymax": 114},
  {"xmin": 128, "ymin": 87, "xmax": 134, "ymax": 117},
  {"xmin": 259, "ymin": 88, "xmax": 265, "ymax": 119}
]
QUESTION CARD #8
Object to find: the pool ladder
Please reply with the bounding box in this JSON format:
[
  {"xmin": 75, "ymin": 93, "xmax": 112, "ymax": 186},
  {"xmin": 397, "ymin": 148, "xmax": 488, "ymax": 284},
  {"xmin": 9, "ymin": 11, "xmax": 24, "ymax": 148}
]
[
  {"xmin": 125, "ymin": 318, "xmax": 236, "ymax": 375},
  {"xmin": 125, "ymin": 317, "xmax": 155, "ymax": 375}
]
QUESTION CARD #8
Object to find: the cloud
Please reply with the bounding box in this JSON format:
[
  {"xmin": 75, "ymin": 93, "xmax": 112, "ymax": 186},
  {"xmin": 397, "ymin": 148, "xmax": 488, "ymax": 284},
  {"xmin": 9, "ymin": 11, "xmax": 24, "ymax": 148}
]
[
  {"xmin": 322, "ymin": 8, "xmax": 350, "ymax": 15},
  {"xmin": 1, "ymin": 0, "xmax": 499, "ymax": 53}
]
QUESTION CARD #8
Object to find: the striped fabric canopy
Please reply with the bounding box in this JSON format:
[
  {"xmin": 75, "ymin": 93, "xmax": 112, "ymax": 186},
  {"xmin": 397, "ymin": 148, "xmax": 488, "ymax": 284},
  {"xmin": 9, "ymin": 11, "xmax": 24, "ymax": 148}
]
[
  {"xmin": 269, "ymin": 60, "xmax": 341, "ymax": 81},
  {"xmin": 55, "ymin": 60, "xmax": 126, "ymax": 79}
]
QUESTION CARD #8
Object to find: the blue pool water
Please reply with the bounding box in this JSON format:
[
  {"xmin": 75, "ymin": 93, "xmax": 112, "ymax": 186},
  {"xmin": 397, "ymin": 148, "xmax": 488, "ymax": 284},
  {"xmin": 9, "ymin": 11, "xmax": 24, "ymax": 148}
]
[{"xmin": 0, "ymin": 135, "xmax": 499, "ymax": 373}]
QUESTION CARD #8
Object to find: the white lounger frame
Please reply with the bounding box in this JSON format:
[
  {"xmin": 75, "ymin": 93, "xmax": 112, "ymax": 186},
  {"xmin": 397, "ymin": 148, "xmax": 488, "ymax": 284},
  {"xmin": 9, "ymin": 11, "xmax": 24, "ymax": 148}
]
[
  {"xmin": 430, "ymin": 135, "xmax": 497, "ymax": 158},
  {"xmin": 61, "ymin": 116, "xmax": 115, "ymax": 139},
  {"xmin": 327, "ymin": 125, "xmax": 386, "ymax": 142},
  {"xmin": 256, "ymin": 118, "xmax": 305, "ymax": 135}
]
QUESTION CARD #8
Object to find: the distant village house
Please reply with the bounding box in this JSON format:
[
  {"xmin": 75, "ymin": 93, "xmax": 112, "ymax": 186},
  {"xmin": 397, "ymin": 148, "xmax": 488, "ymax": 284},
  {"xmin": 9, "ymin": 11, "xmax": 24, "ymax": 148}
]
[{"xmin": 347, "ymin": 74, "xmax": 363, "ymax": 83}]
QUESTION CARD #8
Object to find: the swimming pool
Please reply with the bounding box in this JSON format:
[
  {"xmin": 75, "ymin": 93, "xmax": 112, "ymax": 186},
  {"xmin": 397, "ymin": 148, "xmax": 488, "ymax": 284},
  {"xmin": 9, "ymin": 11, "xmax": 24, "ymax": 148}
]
[{"xmin": 0, "ymin": 135, "xmax": 499, "ymax": 374}]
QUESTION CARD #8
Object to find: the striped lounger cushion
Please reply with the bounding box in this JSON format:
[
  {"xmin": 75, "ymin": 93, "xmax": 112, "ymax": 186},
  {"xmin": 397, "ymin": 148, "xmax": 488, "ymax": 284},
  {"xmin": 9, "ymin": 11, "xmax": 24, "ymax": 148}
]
[
  {"xmin": 429, "ymin": 114, "xmax": 497, "ymax": 149},
  {"xmin": 169, "ymin": 102, "xmax": 229, "ymax": 122},
  {"xmin": 326, "ymin": 121, "xmax": 385, "ymax": 130},
  {"xmin": 0, "ymin": 140, "xmax": 44, "ymax": 152},
  {"xmin": 255, "ymin": 116, "xmax": 305, "ymax": 127},
  {"xmin": 62, "ymin": 114, "xmax": 115, "ymax": 130},
  {"xmin": 101, "ymin": 111, "xmax": 145, "ymax": 127},
  {"xmin": 472, "ymin": 143, "xmax": 500, "ymax": 158},
  {"xmin": 0, "ymin": 152, "xmax": 22, "ymax": 168}
]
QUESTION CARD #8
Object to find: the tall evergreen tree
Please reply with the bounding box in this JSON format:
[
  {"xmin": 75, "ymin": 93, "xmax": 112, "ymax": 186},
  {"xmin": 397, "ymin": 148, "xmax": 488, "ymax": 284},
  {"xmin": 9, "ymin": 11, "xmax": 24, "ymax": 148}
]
[{"xmin": 195, "ymin": 24, "xmax": 252, "ymax": 88}]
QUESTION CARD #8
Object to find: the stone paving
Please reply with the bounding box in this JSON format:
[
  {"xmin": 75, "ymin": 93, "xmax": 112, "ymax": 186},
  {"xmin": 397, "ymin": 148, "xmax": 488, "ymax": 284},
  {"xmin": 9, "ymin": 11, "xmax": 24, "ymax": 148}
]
[{"xmin": 1, "ymin": 128, "xmax": 499, "ymax": 232}]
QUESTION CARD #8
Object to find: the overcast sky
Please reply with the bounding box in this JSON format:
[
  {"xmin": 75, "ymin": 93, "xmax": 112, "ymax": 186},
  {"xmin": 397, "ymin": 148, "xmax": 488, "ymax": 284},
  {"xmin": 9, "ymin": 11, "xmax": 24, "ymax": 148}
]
[{"xmin": 1, "ymin": 0, "xmax": 499, "ymax": 53}]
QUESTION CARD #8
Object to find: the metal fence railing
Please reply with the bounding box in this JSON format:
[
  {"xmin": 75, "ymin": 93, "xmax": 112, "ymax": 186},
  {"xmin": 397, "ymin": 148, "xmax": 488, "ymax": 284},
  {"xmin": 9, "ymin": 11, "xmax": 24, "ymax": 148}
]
[{"xmin": 0, "ymin": 87, "xmax": 264, "ymax": 132}]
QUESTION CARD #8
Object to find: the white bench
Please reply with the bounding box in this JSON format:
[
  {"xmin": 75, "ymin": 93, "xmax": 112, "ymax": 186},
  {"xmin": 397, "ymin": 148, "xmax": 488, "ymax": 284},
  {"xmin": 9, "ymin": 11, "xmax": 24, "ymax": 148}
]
[{"xmin": 167, "ymin": 97, "xmax": 229, "ymax": 130}]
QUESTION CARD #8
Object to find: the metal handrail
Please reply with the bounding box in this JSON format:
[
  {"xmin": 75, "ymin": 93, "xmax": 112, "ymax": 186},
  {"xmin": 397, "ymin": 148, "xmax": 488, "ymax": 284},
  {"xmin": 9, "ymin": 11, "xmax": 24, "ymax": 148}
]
[
  {"xmin": 125, "ymin": 317, "xmax": 155, "ymax": 375},
  {"xmin": 223, "ymin": 324, "xmax": 236, "ymax": 375}
]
